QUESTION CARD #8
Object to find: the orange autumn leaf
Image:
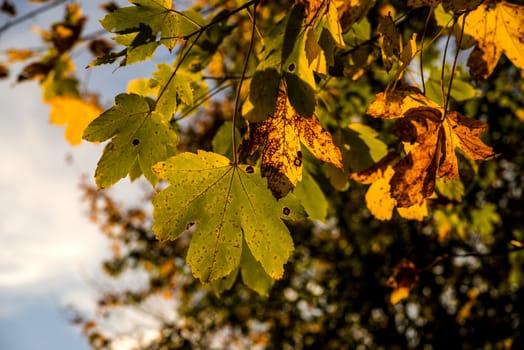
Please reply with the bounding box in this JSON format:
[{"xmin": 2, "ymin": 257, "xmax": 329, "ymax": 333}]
[
  {"xmin": 351, "ymin": 152, "xmax": 428, "ymax": 221},
  {"xmin": 386, "ymin": 259, "xmax": 419, "ymax": 305},
  {"xmin": 459, "ymin": 1, "xmax": 524, "ymax": 79},
  {"xmin": 367, "ymin": 89, "xmax": 496, "ymax": 207},
  {"xmin": 240, "ymin": 91, "xmax": 343, "ymax": 198},
  {"xmin": 366, "ymin": 87, "xmax": 439, "ymax": 119},
  {"xmin": 48, "ymin": 96, "xmax": 102, "ymax": 145}
]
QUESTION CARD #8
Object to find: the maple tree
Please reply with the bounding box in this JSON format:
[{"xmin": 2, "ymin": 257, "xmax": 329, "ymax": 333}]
[{"xmin": 2, "ymin": 0, "xmax": 524, "ymax": 348}]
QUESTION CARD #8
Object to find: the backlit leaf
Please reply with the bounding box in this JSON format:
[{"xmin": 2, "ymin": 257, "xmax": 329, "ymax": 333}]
[
  {"xmin": 241, "ymin": 92, "xmax": 342, "ymax": 198},
  {"xmin": 367, "ymin": 87, "xmax": 439, "ymax": 119},
  {"xmin": 83, "ymin": 93, "xmax": 178, "ymax": 187},
  {"xmin": 98, "ymin": 0, "xmax": 203, "ymax": 64},
  {"xmin": 368, "ymin": 88, "xmax": 495, "ymax": 207},
  {"xmin": 151, "ymin": 63, "xmax": 194, "ymax": 119},
  {"xmin": 459, "ymin": 1, "xmax": 524, "ymax": 79},
  {"xmin": 351, "ymin": 154, "xmax": 429, "ymax": 221},
  {"xmin": 240, "ymin": 239, "xmax": 274, "ymax": 296},
  {"xmin": 48, "ymin": 96, "xmax": 102, "ymax": 145},
  {"xmin": 152, "ymin": 151, "xmax": 294, "ymax": 282},
  {"xmin": 283, "ymin": 26, "xmax": 317, "ymax": 117}
]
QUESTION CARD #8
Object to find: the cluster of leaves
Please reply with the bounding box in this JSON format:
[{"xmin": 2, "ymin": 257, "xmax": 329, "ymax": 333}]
[{"xmin": 3, "ymin": 0, "xmax": 524, "ymax": 348}]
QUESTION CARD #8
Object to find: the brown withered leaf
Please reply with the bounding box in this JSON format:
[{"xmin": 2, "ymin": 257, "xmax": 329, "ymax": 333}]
[
  {"xmin": 446, "ymin": 111, "xmax": 496, "ymax": 160},
  {"xmin": 17, "ymin": 61, "xmax": 55, "ymax": 81},
  {"xmin": 1, "ymin": 0, "xmax": 16, "ymax": 16},
  {"xmin": 336, "ymin": 0, "xmax": 375, "ymax": 30},
  {"xmin": 387, "ymin": 259, "xmax": 419, "ymax": 305},
  {"xmin": 0, "ymin": 64, "xmax": 8, "ymax": 79},
  {"xmin": 390, "ymin": 107, "xmax": 496, "ymax": 207},
  {"xmin": 391, "ymin": 107, "xmax": 447, "ymax": 206},
  {"xmin": 240, "ymin": 91, "xmax": 343, "ymax": 198},
  {"xmin": 367, "ymin": 88, "xmax": 496, "ymax": 207},
  {"xmin": 377, "ymin": 14, "xmax": 399, "ymax": 73},
  {"xmin": 88, "ymin": 38, "xmax": 114, "ymax": 57}
]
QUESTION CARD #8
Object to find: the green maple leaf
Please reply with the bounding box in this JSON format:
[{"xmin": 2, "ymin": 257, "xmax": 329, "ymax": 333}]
[
  {"xmin": 151, "ymin": 63, "xmax": 195, "ymax": 119},
  {"xmin": 152, "ymin": 151, "xmax": 295, "ymax": 283},
  {"xmin": 98, "ymin": 0, "xmax": 203, "ymax": 64},
  {"xmin": 83, "ymin": 93, "xmax": 178, "ymax": 188}
]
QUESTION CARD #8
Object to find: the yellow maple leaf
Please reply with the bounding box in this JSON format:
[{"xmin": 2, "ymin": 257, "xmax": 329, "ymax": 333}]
[
  {"xmin": 48, "ymin": 96, "xmax": 102, "ymax": 145},
  {"xmin": 240, "ymin": 91, "xmax": 343, "ymax": 198},
  {"xmin": 460, "ymin": 1, "xmax": 524, "ymax": 79},
  {"xmin": 366, "ymin": 87, "xmax": 439, "ymax": 119},
  {"xmin": 351, "ymin": 153, "xmax": 428, "ymax": 221}
]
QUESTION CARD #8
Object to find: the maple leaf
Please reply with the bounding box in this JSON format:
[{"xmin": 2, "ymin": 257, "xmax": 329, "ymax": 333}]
[
  {"xmin": 377, "ymin": 14, "xmax": 399, "ymax": 73},
  {"xmin": 366, "ymin": 89, "xmax": 496, "ymax": 207},
  {"xmin": 83, "ymin": 93, "xmax": 178, "ymax": 188},
  {"xmin": 241, "ymin": 91, "xmax": 343, "ymax": 198},
  {"xmin": 96, "ymin": 0, "xmax": 203, "ymax": 65},
  {"xmin": 386, "ymin": 259, "xmax": 419, "ymax": 305},
  {"xmin": 151, "ymin": 151, "xmax": 294, "ymax": 284},
  {"xmin": 366, "ymin": 87, "xmax": 439, "ymax": 119},
  {"xmin": 459, "ymin": 1, "xmax": 524, "ymax": 79},
  {"xmin": 351, "ymin": 152, "xmax": 428, "ymax": 221},
  {"xmin": 48, "ymin": 95, "xmax": 102, "ymax": 145}
]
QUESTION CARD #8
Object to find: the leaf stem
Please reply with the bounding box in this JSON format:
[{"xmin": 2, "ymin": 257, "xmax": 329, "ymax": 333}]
[
  {"xmin": 419, "ymin": 7, "xmax": 434, "ymax": 95},
  {"xmin": 439, "ymin": 23, "xmax": 453, "ymax": 111},
  {"xmin": 153, "ymin": 31, "xmax": 203, "ymax": 113},
  {"xmin": 176, "ymin": 80, "xmax": 233, "ymax": 120},
  {"xmin": 232, "ymin": 2, "xmax": 258, "ymax": 165},
  {"xmin": 443, "ymin": 13, "xmax": 467, "ymax": 116}
]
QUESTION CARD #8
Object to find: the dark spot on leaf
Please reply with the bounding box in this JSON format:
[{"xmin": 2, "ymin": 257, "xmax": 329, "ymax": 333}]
[
  {"xmin": 288, "ymin": 63, "xmax": 296, "ymax": 72},
  {"xmin": 246, "ymin": 166, "xmax": 254, "ymax": 174},
  {"xmin": 132, "ymin": 139, "xmax": 140, "ymax": 146},
  {"xmin": 293, "ymin": 155, "xmax": 302, "ymax": 167},
  {"xmin": 283, "ymin": 207, "xmax": 291, "ymax": 215},
  {"xmin": 186, "ymin": 222, "xmax": 194, "ymax": 230}
]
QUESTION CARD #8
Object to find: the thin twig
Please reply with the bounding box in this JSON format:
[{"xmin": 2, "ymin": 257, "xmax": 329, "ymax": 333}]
[
  {"xmin": 181, "ymin": 0, "xmax": 258, "ymax": 41},
  {"xmin": 176, "ymin": 81, "xmax": 233, "ymax": 120},
  {"xmin": 419, "ymin": 7, "xmax": 434, "ymax": 94},
  {"xmin": 153, "ymin": 31, "xmax": 203, "ymax": 111},
  {"xmin": 0, "ymin": 0, "xmax": 67, "ymax": 37},
  {"xmin": 421, "ymin": 243, "xmax": 524, "ymax": 272}
]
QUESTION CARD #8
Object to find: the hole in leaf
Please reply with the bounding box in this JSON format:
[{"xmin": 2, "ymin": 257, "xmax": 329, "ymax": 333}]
[
  {"xmin": 246, "ymin": 166, "xmax": 254, "ymax": 174},
  {"xmin": 288, "ymin": 63, "xmax": 296, "ymax": 72},
  {"xmin": 283, "ymin": 207, "xmax": 291, "ymax": 216},
  {"xmin": 132, "ymin": 139, "xmax": 140, "ymax": 146}
]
